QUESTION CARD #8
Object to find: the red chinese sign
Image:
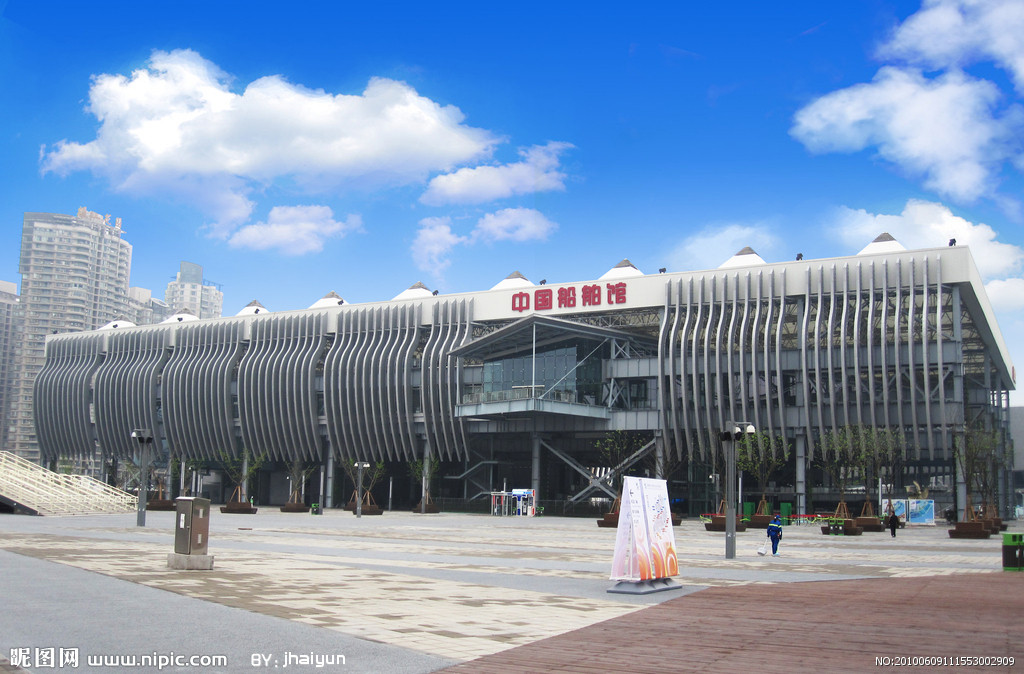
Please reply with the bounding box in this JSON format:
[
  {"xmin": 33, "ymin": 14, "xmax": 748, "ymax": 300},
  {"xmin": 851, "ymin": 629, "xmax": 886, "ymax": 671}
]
[{"xmin": 512, "ymin": 282, "xmax": 628, "ymax": 313}]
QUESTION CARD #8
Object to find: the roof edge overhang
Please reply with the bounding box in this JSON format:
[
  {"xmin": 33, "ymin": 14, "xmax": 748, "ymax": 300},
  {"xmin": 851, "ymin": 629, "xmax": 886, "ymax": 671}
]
[{"xmin": 450, "ymin": 314, "xmax": 656, "ymax": 359}]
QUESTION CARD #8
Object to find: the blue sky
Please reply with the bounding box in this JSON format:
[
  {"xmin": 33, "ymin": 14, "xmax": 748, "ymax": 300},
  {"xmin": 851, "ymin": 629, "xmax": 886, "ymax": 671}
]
[{"xmin": 3, "ymin": 1, "xmax": 1024, "ymax": 393}]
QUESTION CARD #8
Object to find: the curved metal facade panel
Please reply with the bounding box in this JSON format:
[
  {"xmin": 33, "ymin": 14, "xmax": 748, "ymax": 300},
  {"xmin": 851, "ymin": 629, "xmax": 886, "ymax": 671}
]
[
  {"xmin": 656, "ymin": 253, "xmax": 964, "ymax": 462},
  {"xmin": 162, "ymin": 322, "xmax": 242, "ymax": 461},
  {"xmin": 34, "ymin": 334, "xmax": 104, "ymax": 461},
  {"xmin": 420, "ymin": 300, "xmax": 471, "ymax": 461},
  {"xmin": 236, "ymin": 314, "xmax": 327, "ymax": 462},
  {"xmin": 92, "ymin": 330, "xmax": 169, "ymax": 459},
  {"xmin": 323, "ymin": 304, "xmax": 423, "ymax": 462}
]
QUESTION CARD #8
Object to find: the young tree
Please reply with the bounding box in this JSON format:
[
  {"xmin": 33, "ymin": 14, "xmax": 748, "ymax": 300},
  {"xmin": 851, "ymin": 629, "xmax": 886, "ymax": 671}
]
[
  {"xmin": 959, "ymin": 427, "xmax": 1001, "ymax": 520},
  {"xmin": 286, "ymin": 458, "xmax": 318, "ymax": 505},
  {"xmin": 815, "ymin": 427, "xmax": 859, "ymax": 520},
  {"xmin": 735, "ymin": 431, "xmax": 791, "ymax": 516},
  {"xmin": 219, "ymin": 447, "xmax": 267, "ymax": 504},
  {"xmin": 340, "ymin": 459, "xmax": 387, "ymax": 509},
  {"xmin": 856, "ymin": 426, "xmax": 905, "ymax": 517},
  {"xmin": 594, "ymin": 430, "xmax": 654, "ymax": 509},
  {"xmin": 409, "ymin": 456, "xmax": 440, "ymax": 510}
]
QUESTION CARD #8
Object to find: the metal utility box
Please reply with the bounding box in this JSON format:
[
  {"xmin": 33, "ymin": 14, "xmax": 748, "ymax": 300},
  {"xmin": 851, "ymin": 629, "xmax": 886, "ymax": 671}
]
[{"xmin": 174, "ymin": 497, "xmax": 210, "ymax": 555}]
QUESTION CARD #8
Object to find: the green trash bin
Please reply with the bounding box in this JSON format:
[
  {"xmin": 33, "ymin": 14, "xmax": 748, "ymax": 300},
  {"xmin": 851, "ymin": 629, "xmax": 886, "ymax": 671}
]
[
  {"xmin": 780, "ymin": 502, "xmax": 792, "ymax": 525},
  {"xmin": 743, "ymin": 502, "xmax": 755, "ymax": 519},
  {"xmin": 1002, "ymin": 533, "xmax": 1023, "ymax": 571}
]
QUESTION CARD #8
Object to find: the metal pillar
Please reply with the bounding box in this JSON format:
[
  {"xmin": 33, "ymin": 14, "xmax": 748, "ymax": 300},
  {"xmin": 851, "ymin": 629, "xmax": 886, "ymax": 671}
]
[
  {"xmin": 725, "ymin": 437, "xmax": 736, "ymax": 559},
  {"xmin": 325, "ymin": 453, "xmax": 335, "ymax": 509},
  {"xmin": 795, "ymin": 434, "xmax": 807, "ymax": 516},
  {"xmin": 241, "ymin": 453, "xmax": 249, "ymax": 502},
  {"xmin": 131, "ymin": 429, "xmax": 153, "ymax": 528},
  {"xmin": 421, "ymin": 442, "xmax": 431, "ymax": 514},
  {"xmin": 721, "ymin": 422, "xmax": 755, "ymax": 560},
  {"xmin": 356, "ymin": 462, "xmax": 368, "ymax": 518},
  {"xmin": 531, "ymin": 434, "xmax": 541, "ymax": 500}
]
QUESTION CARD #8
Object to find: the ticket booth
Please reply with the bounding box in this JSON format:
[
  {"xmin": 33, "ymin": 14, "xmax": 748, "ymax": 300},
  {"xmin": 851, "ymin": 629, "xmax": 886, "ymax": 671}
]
[{"xmin": 174, "ymin": 497, "xmax": 210, "ymax": 555}]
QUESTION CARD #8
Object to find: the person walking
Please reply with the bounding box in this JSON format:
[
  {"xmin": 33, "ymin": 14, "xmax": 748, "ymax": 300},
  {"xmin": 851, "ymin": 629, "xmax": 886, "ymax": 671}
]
[
  {"xmin": 767, "ymin": 514, "xmax": 783, "ymax": 556},
  {"xmin": 888, "ymin": 511, "xmax": 900, "ymax": 537}
]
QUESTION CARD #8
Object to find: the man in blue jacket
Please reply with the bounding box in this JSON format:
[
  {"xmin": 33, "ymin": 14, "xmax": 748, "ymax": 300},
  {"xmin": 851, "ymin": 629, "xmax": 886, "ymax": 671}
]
[{"xmin": 767, "ymin": 515, "xmax": 783, "ymax": 556}]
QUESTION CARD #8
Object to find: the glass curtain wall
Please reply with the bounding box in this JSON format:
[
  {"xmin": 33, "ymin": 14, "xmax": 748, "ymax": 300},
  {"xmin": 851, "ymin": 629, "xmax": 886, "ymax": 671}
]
[{"xmin": 481, "ymin": 340, "xmax": 604, "ymax": 404}]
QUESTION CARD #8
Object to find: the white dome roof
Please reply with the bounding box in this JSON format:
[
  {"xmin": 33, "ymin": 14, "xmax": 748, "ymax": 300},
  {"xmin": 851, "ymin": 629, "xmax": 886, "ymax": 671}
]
[
  {"xmin": 718, "ymin": 247, "xmax": 767, "ymax": 269},
  {"xmin": 599, "ymin": 259, "xmax": 643, "ymax": 280},
  {"xmin": 392, "ymin": 282, "xmax": 434, "ymax": 300},
  {"xmin": 490, "ymin": 271, "xmax": 534, "ymax": 290},
  {"xmin": 99, "ymin": 317, "xmax": 136, "ymax": 330},
  {"xmin": 235, "ymin": 300, "xmax": 268, "ymax": 316},
  {"xmin": 160, "ymin": 311, "xmax": 199, "ymax": 324},
  {"xmin": 309, "ymin": 291, "xmax": 346, "ymax": 309},
  {"xmin": 858, "ymin": 233, "xmax": 906, "ymax": 255}
]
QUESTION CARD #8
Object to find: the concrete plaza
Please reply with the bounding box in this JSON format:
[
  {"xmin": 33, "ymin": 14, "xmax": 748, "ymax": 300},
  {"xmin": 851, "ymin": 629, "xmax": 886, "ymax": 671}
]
[{"xmin": 1, "ymin": 509, "xmax": 1020, "ymax": 672}]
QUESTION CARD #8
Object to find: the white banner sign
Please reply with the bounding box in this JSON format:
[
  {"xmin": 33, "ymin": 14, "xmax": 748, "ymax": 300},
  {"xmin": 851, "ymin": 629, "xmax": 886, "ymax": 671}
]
[{"xmin": 609, "ymin": 477, "xmax": 679, "ymax": 582}]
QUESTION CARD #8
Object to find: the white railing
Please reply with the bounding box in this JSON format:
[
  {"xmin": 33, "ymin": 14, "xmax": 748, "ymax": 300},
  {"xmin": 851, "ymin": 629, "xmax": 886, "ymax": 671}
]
[
  {"xmin": 462, "ymin": 387, "xmax": 579, "ymax": 405},
  {"xmin": 0, "ymin": 451, "xmax": 137, "ymax": 516}
]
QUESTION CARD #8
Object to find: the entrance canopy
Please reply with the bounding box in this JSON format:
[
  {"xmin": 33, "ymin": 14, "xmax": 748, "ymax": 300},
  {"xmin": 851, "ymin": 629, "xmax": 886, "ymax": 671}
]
[{"xmin": 453, "ymin": 314, "xmax": 655, "ymax": 420}]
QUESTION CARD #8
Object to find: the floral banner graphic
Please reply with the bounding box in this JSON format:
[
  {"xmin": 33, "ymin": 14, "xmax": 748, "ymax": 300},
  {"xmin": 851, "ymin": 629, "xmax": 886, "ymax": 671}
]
[{"xmin": 610, "ymin": 476, "xmax": 678, "ymax": 582}]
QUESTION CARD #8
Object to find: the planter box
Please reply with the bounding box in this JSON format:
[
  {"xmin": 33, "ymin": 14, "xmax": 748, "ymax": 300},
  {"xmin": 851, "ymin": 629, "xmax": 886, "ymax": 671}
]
[
  {"xmin": 280, "ymin": 503, "xmax": 310, "ymax": 513},
  {"xmin": 597, "ymin": 512, "xmax": 619, "ymax": 528},
  {"xmin": 146, "ymin": 499, "xmax": 176, "ymax": 511},
  {"xmin": 854, "ymin": 517, "xmax": 885, "ymax": 532},
  {"xmin": 748, "ymin": 514, "xmax": 773, "ymax": 529},
  {"xmin": 949, "ymin": 521, "xmax": 991, "ymax": 539},
  {"xmin": 220, "ymin": 503, "xmax": 257, "ymax": 514},
  {"xmin": 705, "ymin": 515, "xmax": 747, "ymax": 532}
]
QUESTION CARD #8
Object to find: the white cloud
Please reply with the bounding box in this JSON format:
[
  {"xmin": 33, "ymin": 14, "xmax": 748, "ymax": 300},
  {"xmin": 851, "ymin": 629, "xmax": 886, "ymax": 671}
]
[
  {"xmin": 472, "ymin": 207, "xmax": 558, "ymax": 242},
  {"xmin": 41, "ymin": 49, "xmax": 499, "ymax": 236},
  {"xmin": 412, "ymin": 216, "xmax": 467, "ymax": 274},
  {"xmin": 228, "ymin": 205, "xmax": 362, "ymax": 255},
  {"xmin": 411, "ymin": 208, "xmax": 557, "ymax": 275},
  {"xmin": 880, "ymin": 0, "xmax": 1024, "ymax": 92},
  {"xmin": 792, "ymin": 67, "xmax": 1013, "ymax": 202},
  {"xmin": 985, "ymin": 278, "xmax": 1024, "ymax": 313},
  {"xmin": 668, "ymin": 224, "xmax": 778, "ymax": 272},
  {"xmin": 420, "ymin": 141, "xmax": 573, "ymax": 205},
  {"xmin": 831, "ymin": 199, "xmax": 1024, "ymax": 279}
]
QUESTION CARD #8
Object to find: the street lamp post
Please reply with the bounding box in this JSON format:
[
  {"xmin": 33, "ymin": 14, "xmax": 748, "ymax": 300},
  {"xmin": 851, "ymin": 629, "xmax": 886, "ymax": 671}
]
[
  {"xmin": 720, "ymin": 422, "xmax": 755, "ymax": 559},
  {"xmin": 131, "ymin": 429, "xmax": 153, "ymax": 527},
  {"xmin": 355, "ymin": 462, "xmax": 370, "ymax": 518}
]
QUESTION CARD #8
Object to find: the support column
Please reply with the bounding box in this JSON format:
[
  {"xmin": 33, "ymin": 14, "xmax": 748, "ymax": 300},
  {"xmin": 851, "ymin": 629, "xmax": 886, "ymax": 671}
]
[
  {"xmin": 318, "ymin": 465, "xmax": 326, "ymax": 509},
  {"xmin": 136, "ymin": 443, "xmax": 151, "ymax": 527},
  {"xmin": 955, "ymin": 431, "xmax": 967, "ymax": 519},
  {"xmin": 795, "ymin": 434, "xmax": 807, "ymax": 517},
  {"xmin": 654, "ymin": 434, "xmax": 665, "ymax": 479},
  {"xmin": 531, "ymin": 434, "xmax": 541, "ymax": 501},
  {"xmin": 241, "ymin": 453, "xmax": 249, "ymax": 502},
  {"xmin": 325, "ymin": 453, "xmax": 335, "ymax": 509},
  {"xmin": 421, "ymin": 440, "xmax": 431, "ymax": 514}
]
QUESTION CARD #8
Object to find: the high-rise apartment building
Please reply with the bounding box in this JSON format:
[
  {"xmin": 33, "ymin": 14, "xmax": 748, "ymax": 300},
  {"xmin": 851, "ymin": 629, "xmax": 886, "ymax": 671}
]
[
  {"xmin": 7, "ymin": 208, "xmax": 132, "ymax": 462},
  {"xmin": 127, "ymin": 286, "xmax": 170, "ymax": 326},
  {"xmin": 165, "ymin": 261, "xmax": 223, "ymax": 319},
  {"xmin": 0, "ymin": 280, "xmax": 18, "ymax": 451}
]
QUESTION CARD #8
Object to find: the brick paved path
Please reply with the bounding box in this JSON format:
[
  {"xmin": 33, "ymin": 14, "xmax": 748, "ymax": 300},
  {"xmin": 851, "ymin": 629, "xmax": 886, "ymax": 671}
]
[{"xmin": 440, "ymin": 573, "xmax": 1024, "ymax": 673}]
